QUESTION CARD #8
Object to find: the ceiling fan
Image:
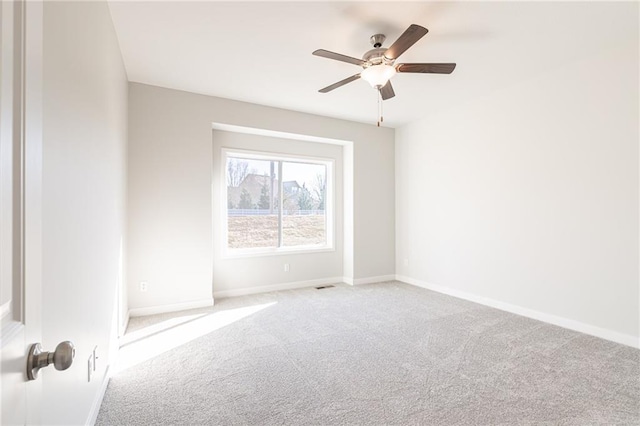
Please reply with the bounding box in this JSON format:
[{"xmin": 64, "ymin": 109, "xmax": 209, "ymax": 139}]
[{"xmin": 313, "ymin": 24, "xmax": 456, "ymax": 101}]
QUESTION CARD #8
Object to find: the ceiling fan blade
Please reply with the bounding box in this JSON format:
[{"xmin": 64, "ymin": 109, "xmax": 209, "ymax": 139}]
[
  {"xmin": 319, "ymin": 74, "xmax": 361, "ymax": 93},
  {"xmin": 379, "ymin": 81, "xmax": 395, "ymax": 100},
  {"xmin": 384, "ymin": 24, "xmax": 429, "ymax": 61},
  {"xmin": 313, "ymin": 49, "xmax": 366, "ymax": 66},
  {"xmin": 396, "ymin": 63, "xmax": 457, "ymax": 74}
]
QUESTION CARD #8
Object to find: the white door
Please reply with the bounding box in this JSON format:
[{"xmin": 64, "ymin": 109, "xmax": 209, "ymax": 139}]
[{"xmin": 1, "ymin": 0, "xmax": 44, "ymax": 423}]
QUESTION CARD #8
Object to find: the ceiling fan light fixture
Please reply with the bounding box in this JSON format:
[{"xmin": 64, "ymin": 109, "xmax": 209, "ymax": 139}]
[{"xmin": 361, "ymin": 64, "xmax": 396, "ymax": 89}]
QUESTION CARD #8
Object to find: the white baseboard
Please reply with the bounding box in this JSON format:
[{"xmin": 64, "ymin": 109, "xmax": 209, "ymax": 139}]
[
  {"xmin": 214, "ymin": 277, "xmax": 344, "ymax": 298},
  {"xmin": 86, "ymin": 366, "xmax": 110, "ymax": 426},
  {"xmin": 352, "ymin": 274, "xmax": 396, "ymax": 286},
  {"xmin": 395, "ymin": 275, "xmax": 639, "ymax": 349},
  {"xmin": 121, "ymin": 310, "xmax": 130, "ymax": 336},
  {"xmin": 117, "ymin": 311, "xmax": 131, "ymax": 347},
  {"xmin": 128, "ymin": 298, "xmax": 214, "ymax": 317},
  {"xmin": 342, "ymin": 276, "xmax": 354, "ymax": 286}
]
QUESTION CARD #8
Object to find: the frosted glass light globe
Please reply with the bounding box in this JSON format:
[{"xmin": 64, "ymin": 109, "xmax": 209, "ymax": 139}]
[{"xmin": 361, "ymin": 64, "xmax": 396, "ymax": 88}]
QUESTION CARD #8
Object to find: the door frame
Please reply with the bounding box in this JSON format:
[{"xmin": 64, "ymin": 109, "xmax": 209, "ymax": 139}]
[{"xmin": 1, "ymin": 0, "xmax": 44, "ymax": 423}]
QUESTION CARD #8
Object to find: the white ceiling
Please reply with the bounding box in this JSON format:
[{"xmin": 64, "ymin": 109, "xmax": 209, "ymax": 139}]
[{"xmin": 107, "ymin": 1, "xmax": 634, "ymax": 128}]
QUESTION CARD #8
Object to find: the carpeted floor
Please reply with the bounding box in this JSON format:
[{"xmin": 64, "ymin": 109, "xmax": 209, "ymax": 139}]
[{"xmin": 97, "ymin": 281, "xmax": 639, "ymax": 425}]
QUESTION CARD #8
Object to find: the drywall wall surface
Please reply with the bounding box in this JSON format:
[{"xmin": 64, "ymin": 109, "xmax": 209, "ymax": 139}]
[
  {"xmin": 211, "ymin": 130, "xmax": 343, "ymax": 293},
  {"xmin": 42, "ymin": 1, "xmax": 128, "ymax": 424},
  {"xmin": 343, "ymin": 143, "xmax": 355, "ymax": 281},
  {"xmin": 128, "ymin": 82, "xmax": 394, "ymax": 308},
  {"xmin": 396, "ymin": 10, "xmax": 639, "ymax": 341}
]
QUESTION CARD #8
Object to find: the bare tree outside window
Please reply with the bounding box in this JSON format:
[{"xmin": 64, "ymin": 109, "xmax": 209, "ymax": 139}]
[
  {"xmin": 312, "ymin": 173, "xmax": 326, "ymax": 210},
  {"xmin": 227, "ymin": 158, "xmax": 250, "ymax": 187}
]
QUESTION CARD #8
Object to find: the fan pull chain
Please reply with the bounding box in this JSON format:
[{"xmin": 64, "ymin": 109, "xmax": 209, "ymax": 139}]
[
  {"xmin": 377, "ymin": 91, "xmax": 380, "ymax": 127},
  {"xmin": 377, "ymin": 89, "xmax": 384, "ymax": 127}
]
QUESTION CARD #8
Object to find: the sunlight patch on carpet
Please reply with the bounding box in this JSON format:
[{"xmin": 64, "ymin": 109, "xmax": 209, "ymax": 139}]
[{"xmin": 115, "ymin": 302, "xmax": 276, "ymax": 373}]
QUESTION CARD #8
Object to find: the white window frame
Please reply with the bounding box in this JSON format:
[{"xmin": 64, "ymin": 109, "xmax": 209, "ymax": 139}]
[{"xmin": 221, "ymin": 148, "xmax": 335, "ymax": 258}]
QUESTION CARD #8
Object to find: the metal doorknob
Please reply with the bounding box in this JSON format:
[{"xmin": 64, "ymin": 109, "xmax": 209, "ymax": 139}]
[{"xmin": 27, "ymin": 341, "xmax": 75, "ymax": 381}]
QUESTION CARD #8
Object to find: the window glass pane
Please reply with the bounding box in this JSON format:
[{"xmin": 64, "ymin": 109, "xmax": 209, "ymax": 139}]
[
  {"xmin": 226, "ymin": 157, "xmax": 279, "ymax": 249},
  {"xmin": 281, "ymin": 161, "xmax": 327, "ymax": 247}
]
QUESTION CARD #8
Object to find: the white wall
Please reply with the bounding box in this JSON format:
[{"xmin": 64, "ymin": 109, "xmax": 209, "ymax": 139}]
[
  {"xmin": 42, "ymin": 1, "xmax": 128, "ymax": 423},
  {"xmin": 128, "ymin": 83, "xmax": 394, "ymax": 310},
  {"xmin": 211, "ymin": 130, "xmax": 344, "ymax": 296},
  {"xmin": 396, "ymin": 10, "xmax": 639, "ymax": 344}
]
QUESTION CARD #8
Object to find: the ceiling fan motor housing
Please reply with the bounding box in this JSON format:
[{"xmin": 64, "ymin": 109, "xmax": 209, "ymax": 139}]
[{"xmin": 362, "ymin": 47, "xmax": 391, "ymax": 67}]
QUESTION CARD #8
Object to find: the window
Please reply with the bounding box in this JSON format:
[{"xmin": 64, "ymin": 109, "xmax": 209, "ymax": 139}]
[{"xmin": 223, "ymin": 149, "xmax": 333, "ymax": 255}]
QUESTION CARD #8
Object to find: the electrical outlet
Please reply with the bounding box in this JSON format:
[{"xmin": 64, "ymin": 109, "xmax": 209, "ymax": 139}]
[
  {"xmin": 284, "ymin": 264, "xmax": 290, "ymax": 272},
  {"xmin": 403, "ymin": 259, "xmax": 409, "ymax": 267},
  {"xmin": 140, "ymin": 281, "xmax": 148, "ymax": 292}
]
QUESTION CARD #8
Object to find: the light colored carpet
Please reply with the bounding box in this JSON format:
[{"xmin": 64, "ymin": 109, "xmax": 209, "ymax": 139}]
[{"xmin": 97, "ymin": 281, "xmax": 639, "ymax": 425}]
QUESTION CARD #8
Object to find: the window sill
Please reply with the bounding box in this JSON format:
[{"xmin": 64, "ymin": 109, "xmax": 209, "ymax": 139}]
[{"xmin": 222, "ymin": 246, "xmax": 335, "ymax": 259}]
